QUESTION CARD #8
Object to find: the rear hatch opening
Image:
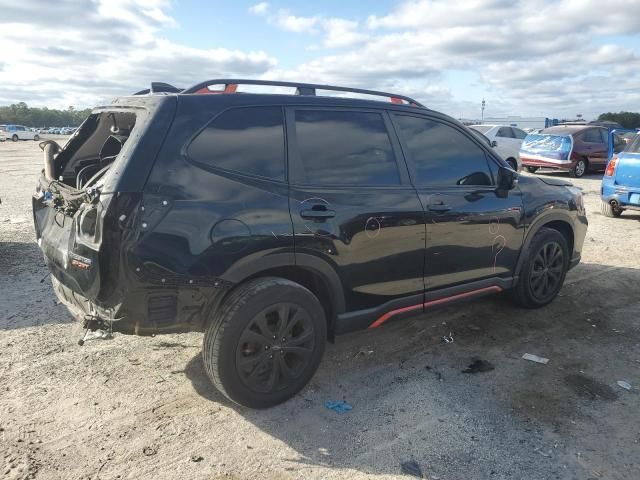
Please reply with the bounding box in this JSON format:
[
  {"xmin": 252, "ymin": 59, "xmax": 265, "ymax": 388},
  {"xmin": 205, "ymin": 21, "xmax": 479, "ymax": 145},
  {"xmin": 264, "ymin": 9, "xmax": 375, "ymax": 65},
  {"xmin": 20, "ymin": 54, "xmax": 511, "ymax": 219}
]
[{"xmin": 33, "ymin": 110, "xmax": 139, "ymax": 304}]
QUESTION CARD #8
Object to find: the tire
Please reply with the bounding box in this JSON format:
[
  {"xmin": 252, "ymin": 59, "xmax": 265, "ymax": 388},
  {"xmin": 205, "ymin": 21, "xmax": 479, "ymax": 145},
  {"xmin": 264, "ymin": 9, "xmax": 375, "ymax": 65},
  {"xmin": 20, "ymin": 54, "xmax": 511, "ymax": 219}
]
[
  {"xmin": 203, "ymin": 277, "xmax": 326, "ymax": 408},
  {"xmin": 512, "ymin": 227, "xmax": 569, "ymax": 309},
  {"xmin": 12, "ymin": 134, "xmax": 18, "ymax": 142},
  {"xmin": 506, "ymin": 159, "xmax": 517, "ymax": 171},
  {"xmin": 34, "ymin": 135, "xmax": 40, "ymax": 141},
  {"xmin": 569, "ymin": 159, "xmax": 587, "ymax": 178},
  {"xmin": 600, "ymin": 200, "xmax": 622, "ymax": 218},
  {"xmin": 526, "ymin": 166, "xmax": 539, "ymax": 173}
]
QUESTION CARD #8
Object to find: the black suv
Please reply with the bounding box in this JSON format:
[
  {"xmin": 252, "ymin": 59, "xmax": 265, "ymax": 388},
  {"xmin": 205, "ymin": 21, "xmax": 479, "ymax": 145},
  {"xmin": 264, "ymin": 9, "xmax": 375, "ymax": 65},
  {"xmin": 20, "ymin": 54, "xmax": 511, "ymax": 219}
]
[{"xmin": 33, "ymin": 79, "xmax": 587, "ymax": 408}]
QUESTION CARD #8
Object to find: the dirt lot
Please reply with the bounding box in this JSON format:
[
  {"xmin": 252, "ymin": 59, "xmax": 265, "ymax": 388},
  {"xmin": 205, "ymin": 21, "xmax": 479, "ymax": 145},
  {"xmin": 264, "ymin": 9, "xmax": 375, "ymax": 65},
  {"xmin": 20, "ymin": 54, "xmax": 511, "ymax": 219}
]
[{"xmin": 1, "ymin": 138, "xmax": 639, "ymax": 480}]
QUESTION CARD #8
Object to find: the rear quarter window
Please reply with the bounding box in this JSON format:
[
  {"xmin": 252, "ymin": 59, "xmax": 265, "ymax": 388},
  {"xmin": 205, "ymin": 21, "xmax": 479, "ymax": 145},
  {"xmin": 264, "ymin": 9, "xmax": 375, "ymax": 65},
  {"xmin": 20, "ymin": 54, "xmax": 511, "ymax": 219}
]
[{"xmin": 187, "ymin": 106, "xmax": 286, "ymax": 181}]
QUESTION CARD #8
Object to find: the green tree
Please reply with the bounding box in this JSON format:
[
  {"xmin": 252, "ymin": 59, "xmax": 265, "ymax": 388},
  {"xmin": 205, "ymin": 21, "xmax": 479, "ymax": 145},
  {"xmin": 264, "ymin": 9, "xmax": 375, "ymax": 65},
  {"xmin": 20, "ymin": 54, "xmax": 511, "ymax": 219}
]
[
  {"xmin": 597, "ymin": 112, "xmax": 640, "ymax": 129},
  {"xmin": 0, "ymin": 103, "xmax": 92, "ymax": 127}
]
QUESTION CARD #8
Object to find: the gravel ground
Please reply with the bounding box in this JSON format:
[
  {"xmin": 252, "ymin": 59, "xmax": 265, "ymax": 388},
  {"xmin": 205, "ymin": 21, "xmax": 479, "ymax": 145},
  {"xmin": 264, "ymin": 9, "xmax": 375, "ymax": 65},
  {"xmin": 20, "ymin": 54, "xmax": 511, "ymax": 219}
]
[{"xmin": 1, "ymin": 137, "xmax": 639, "ymax": 480}]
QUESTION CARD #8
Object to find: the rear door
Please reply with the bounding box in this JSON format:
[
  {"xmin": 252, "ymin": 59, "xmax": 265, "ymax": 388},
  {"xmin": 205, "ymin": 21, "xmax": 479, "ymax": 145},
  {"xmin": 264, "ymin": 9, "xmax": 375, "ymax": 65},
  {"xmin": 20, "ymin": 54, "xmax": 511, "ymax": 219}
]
[
  {"xmin": 392, "ymin": 113, "xmax": 524, "ymax": 290},
  {"xmin": 580, "ymin": 128, "xmax": 608, "ymax": 169},
  {"xmin": 287, "ymin": 107, "xmax": 425, "ymax": 312}
]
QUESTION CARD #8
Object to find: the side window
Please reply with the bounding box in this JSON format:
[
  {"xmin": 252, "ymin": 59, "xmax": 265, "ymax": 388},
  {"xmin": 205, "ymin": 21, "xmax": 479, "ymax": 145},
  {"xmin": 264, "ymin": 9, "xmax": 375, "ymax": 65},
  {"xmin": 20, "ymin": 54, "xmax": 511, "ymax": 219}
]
[
  {"xmin": 187, "ymin": 106, "xmax": 285, "ymax": 180},
  {"xmin": 293, "ymin": 110, "xmax": 400, "ymax": 186},
  {"xmin": 394, "ymin": 115, "xmax": 492, "ymax": 187},
  {"xmin": 497, "ymin": 127, "xmax": 514, "ymax": 138},
  {"xmin": 513, "ymin": 128, "xmax": 528, "ymax": 140},
  {"xmin": 599, "ymin": 129, "xmax": 609, "ymax": 144},
  {"xmin": 582, "ymin": 129, "xmax": 603, "ymax": 143}
]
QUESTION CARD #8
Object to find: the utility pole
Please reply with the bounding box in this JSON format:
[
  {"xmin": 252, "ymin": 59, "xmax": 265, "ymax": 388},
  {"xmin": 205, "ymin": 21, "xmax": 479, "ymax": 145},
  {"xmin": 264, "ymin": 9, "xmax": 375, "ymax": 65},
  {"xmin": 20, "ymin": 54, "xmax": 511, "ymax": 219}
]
[{"xmin": 481, "ymin": 98, "xmax": 486, "ymax": 123}]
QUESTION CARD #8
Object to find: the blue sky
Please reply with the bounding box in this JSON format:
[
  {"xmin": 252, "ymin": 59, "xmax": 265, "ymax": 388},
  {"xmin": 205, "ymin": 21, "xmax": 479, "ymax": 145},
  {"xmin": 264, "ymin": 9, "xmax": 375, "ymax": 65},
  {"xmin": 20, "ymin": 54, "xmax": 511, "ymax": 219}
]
[{"xmin": 0, "ymin": 0, "xmax": 639, "ymax": 119}]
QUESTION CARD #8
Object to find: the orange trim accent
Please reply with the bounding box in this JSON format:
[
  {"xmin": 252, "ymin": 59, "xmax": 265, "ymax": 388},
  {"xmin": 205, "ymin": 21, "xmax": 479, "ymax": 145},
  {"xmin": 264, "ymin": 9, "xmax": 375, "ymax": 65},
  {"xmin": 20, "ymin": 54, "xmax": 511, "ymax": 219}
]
[
  {"xmin": 390, "ymin": 97, "xmax": 403, "ymax": 104},
  {"xmin": 368, "ymin": 286, "xmax": 502, "ymax": 329},
  {"xmin": 368, "ymin": 303, "xmax": 422, "ymax": 329},
  {"xmin": 224, "ymin": 83, "xmax": 238, "ymax": 93}
]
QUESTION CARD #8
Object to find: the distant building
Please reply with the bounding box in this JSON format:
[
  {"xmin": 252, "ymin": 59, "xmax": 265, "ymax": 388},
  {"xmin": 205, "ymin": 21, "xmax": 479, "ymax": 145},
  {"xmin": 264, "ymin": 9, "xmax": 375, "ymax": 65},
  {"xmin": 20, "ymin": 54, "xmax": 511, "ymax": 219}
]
[{"xmin": 481, "ymin": 116, "xmax": 558, "ymax": 129}]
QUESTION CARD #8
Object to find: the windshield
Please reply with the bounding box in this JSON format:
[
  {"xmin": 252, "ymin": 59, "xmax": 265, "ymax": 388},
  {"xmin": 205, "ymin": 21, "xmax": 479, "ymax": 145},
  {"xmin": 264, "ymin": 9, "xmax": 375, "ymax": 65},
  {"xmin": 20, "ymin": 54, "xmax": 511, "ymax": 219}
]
[
  {"xmin": 470, "ymin": 125, "xmax": 491, "ymax": 134},
  {"xmin": 626, "ymin": 134, "xmax": 640, "ymax": 154}
]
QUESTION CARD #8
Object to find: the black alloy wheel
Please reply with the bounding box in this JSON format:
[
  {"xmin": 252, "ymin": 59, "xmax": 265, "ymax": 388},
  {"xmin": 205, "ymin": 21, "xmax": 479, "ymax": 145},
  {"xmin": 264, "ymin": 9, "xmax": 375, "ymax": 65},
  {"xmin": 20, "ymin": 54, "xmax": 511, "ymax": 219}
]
[
  {"xmin": 236, "ymin": 302, "xmax": 315, "ymax": 394},
  {"xmin": 529, "ymin": 240, "xmax": 564, "ymax": 301}
]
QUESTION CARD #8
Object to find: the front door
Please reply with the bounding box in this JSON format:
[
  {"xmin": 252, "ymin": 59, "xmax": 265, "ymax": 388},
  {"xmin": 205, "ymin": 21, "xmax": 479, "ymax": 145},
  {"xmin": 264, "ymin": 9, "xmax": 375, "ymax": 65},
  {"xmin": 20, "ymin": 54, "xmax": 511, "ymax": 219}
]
[
  {"xmin": 392, "ymin": 114, "xmax": 524, "ymax": 291},
  {"xmin": 286, "ymin": 107, "xmax": 425, "ymax": 312}
]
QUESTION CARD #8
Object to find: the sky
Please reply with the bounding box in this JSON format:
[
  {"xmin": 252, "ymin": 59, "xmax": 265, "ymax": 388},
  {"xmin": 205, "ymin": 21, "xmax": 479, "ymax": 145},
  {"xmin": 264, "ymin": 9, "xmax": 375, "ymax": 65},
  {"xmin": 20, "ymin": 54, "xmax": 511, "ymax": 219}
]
[{"xmin": 0, "ymin": 0, "xmax": 639, "ymax": 119}]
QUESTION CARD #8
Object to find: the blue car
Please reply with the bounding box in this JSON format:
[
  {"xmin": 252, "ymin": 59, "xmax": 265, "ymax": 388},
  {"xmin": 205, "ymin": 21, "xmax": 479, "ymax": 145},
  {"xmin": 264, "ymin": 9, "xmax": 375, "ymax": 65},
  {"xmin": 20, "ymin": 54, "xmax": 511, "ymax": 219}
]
[{"xmin": 601, "ymin": 130, "xmax": 640, "ymax": 217}]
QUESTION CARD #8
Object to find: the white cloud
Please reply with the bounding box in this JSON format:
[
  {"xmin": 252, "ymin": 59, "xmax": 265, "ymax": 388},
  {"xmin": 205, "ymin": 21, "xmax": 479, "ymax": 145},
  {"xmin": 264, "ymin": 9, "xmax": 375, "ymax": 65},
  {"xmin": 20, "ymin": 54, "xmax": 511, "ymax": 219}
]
[
  {"xmin": 0, "ymin": 0, "xmax": 277, "ymax": 108},
  {"xmin": 248, "ymin": 2, "xmax": 269, "ymax": 15},
  {"xmin": 273, "ymin": 10, "xmax": 319, "ymax": 33},
  {"xmin": 2, "ymin": 0, "xmax": 640, "ymax": 118}
]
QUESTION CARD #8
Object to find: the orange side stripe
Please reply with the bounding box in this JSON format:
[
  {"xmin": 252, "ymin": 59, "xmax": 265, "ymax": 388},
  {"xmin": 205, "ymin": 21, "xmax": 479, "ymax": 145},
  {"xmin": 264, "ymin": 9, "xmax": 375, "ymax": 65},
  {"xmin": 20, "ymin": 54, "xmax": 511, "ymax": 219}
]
[{"xmin": 368, "ymin": 286, "xmax": 502, "ymax": 329}]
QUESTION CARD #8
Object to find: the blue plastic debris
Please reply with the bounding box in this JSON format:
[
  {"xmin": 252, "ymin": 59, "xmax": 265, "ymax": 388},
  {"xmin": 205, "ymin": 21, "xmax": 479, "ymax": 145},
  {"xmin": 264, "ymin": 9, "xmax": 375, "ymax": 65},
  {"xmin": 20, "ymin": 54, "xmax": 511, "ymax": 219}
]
[{"xmin": 324, "ymin": 400, "xmax": 352, "ymax": 414}]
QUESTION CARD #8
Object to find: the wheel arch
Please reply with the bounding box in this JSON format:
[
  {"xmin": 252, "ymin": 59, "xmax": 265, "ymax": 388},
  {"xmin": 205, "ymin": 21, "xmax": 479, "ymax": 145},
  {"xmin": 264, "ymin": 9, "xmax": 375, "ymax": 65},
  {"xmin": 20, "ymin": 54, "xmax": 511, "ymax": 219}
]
[
  {"xmin": 220, "ymin": 253, "xmax": 345, "ymax": 341},
  {"xmin": 515, "ymin": 213, "xmax": 575, "ymax": 279}
]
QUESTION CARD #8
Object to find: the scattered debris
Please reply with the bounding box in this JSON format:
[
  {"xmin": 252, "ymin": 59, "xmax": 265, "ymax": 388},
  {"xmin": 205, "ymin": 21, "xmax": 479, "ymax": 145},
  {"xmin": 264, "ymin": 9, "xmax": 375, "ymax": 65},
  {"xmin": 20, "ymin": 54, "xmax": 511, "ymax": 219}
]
[
  {"xmin": 324, "ymin": 400, "xmax": 352, "ymax": 414},
  {"xmin": 522, "ymin": 353, "xmax": 549, "ymax": 365},
  {"xmin": 190, "ymin": 455, "xmax": 204, "ymax": 462},
  {"xmin": 468, "ymin": 324, "xmax": 482, "ymax": 331},
  {"xmin": 353, "ymin": 349, "xmax": 374, "ymax": 358},
  {"xmin": 442, "ymin": 332, "xmax": 454, "ymax": 343},
  {"xmin": 142, "ymin": 446, "xmax": 157, "ymax": 456},
  {"xmin": 617, "ymin": 380, "xmax": 632, "ymax": 391},
  {"xmin": 462, "ymin": 359, "xmax": 495, "ymax": 374},
  {"xmin": 400, "ymin": 459, "xmax": 424, "ymax": 478},
  {"xmin": 534, "ymin": 447, "xmax": 552, "ymax": 458}
]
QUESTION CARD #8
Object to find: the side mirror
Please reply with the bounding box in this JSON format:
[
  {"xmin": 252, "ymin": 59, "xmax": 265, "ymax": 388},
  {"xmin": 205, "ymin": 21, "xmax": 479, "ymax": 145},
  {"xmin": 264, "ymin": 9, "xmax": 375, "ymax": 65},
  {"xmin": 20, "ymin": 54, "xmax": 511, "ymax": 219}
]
[
  {"xmin": 497, "ymin": 166, "xmax": 518, "ymax": 195},
  {"xmin": 491, "ymin": 140, "xmax": 498, "ymax": 148}
]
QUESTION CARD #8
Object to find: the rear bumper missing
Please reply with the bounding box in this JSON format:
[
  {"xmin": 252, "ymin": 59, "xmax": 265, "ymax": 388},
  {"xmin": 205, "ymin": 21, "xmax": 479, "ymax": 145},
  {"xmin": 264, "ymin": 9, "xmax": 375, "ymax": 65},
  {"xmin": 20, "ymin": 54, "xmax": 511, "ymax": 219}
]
[{"xmin": 51, "ymin": 275, "xmax": 228, "ymax": 335}]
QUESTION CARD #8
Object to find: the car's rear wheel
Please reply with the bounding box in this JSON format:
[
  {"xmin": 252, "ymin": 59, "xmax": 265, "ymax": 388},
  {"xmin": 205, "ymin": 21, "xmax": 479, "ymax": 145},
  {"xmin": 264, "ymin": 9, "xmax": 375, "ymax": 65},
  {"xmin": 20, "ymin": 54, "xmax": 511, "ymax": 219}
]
[
  {"xmin": 512, "ymin": 227, "xmax": 569, "ymax": 308},
  {"xmin": 600, "ymin": 200, "xmax": 623, "ymax": 218},
  {"xmin": 33, "ymin": 134, "xmax": 40, "ymax": 141},
  {"xmin": 12, "ymin": 134, "xmax": 18, "ymax": 142},
  {"xmin": 203, "ymin": 277, "xmax": 326, "ymax": 408},
  {"xmin": 570, "ymin": 159, "xmax": 587, "ymax": 178},
  {"xmin": 526, "ymin": 166, "xmax": 539, "ymax": 173}
]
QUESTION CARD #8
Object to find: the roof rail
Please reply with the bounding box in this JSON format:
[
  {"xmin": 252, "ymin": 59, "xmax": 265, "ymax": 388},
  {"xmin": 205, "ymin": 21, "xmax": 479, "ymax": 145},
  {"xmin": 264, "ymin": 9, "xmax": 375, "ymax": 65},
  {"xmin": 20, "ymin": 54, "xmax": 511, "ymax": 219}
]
[
  {"xmin": 133, "ymin": 82, "xmax": 182, "ymax": 96},
  {"xmin": 181, "ymin": 79, "xmax": 426, "ymax": 108}
]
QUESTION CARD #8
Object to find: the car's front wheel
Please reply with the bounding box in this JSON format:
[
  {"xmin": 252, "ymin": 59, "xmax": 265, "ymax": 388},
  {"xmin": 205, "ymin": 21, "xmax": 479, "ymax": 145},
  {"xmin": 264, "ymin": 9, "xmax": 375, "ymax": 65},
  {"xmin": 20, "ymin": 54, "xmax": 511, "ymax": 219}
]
[
  {"xmin": 512, "ymin": 227, "xmax": 569, "ymax": 308},
  {"xmin": 33, "ymin": 134, "xmax": 40, "ymax": 141},
  {"xmin": 203, "ymin": 277, "xmax": 326, "ymax": 408},
  {"xmin": 12, "ymin": 134, "xmax": 18, "ymax": 142}
]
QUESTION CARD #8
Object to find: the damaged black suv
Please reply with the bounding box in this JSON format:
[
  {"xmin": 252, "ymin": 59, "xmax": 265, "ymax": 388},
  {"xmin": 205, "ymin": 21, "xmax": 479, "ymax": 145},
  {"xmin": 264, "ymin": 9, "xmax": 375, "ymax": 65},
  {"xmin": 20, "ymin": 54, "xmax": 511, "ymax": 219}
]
[{"xmin": 34, "ymin": 79, "xmax": 587, "ymax": 408}]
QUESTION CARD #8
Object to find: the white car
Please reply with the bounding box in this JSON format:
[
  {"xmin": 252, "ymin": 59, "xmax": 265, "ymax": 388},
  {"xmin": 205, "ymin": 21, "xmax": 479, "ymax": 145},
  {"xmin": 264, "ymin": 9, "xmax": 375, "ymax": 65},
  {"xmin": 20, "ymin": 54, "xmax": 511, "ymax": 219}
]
[
  {"xmin": 469, "ymin": 125, "xmax": 527, "ymax": 171},
  {"xmin": 0, "ymin": 124, "xmax": 39, "ymax": 141}
]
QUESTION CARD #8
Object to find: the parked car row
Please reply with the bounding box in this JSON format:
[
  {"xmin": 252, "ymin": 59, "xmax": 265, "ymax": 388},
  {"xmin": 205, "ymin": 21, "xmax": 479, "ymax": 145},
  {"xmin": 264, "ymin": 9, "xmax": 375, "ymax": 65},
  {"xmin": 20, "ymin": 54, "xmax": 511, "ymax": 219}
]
[
  {"xmin": 0, "ymin": 124, "xmax": 78, "ymax": 141},
  {"xmin": 38, "ymin": 127, "xmax": 77, "ymax": 135}
]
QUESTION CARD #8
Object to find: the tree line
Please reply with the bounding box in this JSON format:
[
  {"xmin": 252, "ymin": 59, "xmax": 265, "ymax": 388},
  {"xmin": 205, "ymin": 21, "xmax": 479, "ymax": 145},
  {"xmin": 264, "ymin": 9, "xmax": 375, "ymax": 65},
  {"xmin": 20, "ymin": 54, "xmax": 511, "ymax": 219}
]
[
  {"xmin": 0, "ymin": 102, "xmax": 92, "ymax": 128},
  {"xmin": 597, "ymin": 112, "xmax": 640, "ymax": 130},
  {"xmin": 2, "ymin": 101, "xmax": 639, "ymax": 130}
]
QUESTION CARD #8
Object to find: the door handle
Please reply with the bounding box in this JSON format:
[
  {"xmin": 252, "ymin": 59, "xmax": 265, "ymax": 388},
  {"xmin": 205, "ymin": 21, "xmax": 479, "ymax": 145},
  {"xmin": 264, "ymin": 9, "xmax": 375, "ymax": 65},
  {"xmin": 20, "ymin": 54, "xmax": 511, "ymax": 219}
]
[
  {"xmin": 300, "ymin": 207, "xmax": 336, "ymax": 219},
  {"xmin": 427, "ymin": 202, "xmax": 451, "ymax": 212}
]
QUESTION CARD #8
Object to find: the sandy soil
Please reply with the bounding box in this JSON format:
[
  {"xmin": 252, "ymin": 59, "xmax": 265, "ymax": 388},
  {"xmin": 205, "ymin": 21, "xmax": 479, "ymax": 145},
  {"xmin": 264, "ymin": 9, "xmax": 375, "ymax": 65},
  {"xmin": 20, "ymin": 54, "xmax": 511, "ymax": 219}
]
[{"xmin": 1, "ymin": 137, "xmax": 639, "ymax": 480}]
